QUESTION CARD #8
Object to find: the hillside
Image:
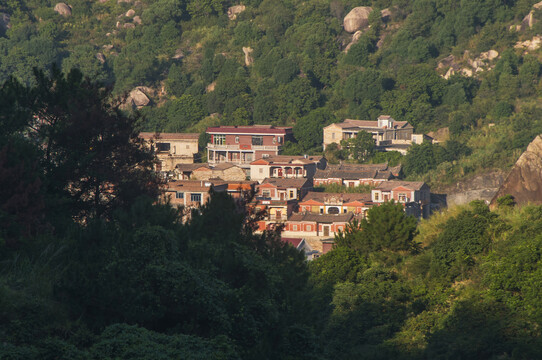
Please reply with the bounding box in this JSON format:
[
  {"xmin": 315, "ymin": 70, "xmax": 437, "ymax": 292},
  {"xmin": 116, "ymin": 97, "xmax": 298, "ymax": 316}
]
[{"xmin": 3, "ymin": 1, "xmax": 542, "ymax": 187}]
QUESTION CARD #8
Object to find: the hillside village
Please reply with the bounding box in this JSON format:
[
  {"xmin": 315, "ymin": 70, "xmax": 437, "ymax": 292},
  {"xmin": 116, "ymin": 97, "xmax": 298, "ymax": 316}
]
[{"xmin": 144, "ymin": 115, "xmax": 434, "ymax": 258}]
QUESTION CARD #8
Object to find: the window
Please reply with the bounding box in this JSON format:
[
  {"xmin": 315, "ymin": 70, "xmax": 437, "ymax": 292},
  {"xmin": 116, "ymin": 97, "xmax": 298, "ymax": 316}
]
[
  {"xmin": 262, "ymin": 190, "xmax": 271, "ymax": 197},
  {"xmin": 398, "ymin": 193, "xmax": 407, "ymax": 202},
  {"xmin": 272, "ymin": 137, "xmax": 276, "ymax": 144},
  {"xmin": 307, "ymin": 225, "xmax": 312, "ymax": 231},
  {"xmin": 176, "ymin": 192, "xmax": 184, "ymax": 199},
  {"xmin": 208, "ymin": 151, "xmax": 214, "ymax": 160},
  {"xmin": 156, "ymin": 142, "xmax": 170, "ymax": 152},
  {"xmin": 252, "ymin": 136, "xmax": 263, "ymax": 145},
  {"xmin": 374, "ymin": 192, "xmax": 379, "ymax": 201},
  {"xmin": 278, "ymin": 136, "xmax": 282, "ymax": 144},
  {"xmin": 191, "ymin": 193, "xmax": 202, "ymax": 202},
  {"xmin": 259, "ymin": 168, "xmax": 263, "ymax": 173},
  {"xmin": 246, "ymin": 153, "xmax": 253, "ymax": 162},
  {"xmin": 320, "ymin": 208, "xmax": 324, "ymax": 214},
  {"xmin": 293, "ymin": 225, "xmax": 298, "ymax": 231},
  {"xmin": 289, "ymin": 190, "xmax": 294, "ymax": 199},
  {"xmin": 344, "ymin": 208, "xmax": 347, "ymax": 213},
  {"xmin": 213, "ymin": 135, "xmax": 225, "ymax": 145},
  {"xmin": 235, "ymin": 136, "xmax": 239, "ymax": 143}
]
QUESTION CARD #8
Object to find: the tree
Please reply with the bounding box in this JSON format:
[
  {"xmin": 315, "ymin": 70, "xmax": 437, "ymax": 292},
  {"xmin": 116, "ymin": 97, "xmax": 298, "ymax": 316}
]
[
  {"xmin": 340, "ymin": 130, "xmax": 375, "ymax": 162},
  {"xmin": 335, "ymin": 201, "xmax": 418, "ymax": 253},
  {"xmin": 293, "ymin": 108, "xmax": 336, "ymax": 152},
  {"xmin": 5, "ymin": 67, "xmax": 160, "ymax": 221}
]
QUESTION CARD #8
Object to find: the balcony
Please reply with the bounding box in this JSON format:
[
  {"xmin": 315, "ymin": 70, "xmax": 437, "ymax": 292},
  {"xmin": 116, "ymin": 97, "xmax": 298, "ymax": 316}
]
[{"xmin": 207, "ymin": 144, "xmax": 245, "ymax": 151}]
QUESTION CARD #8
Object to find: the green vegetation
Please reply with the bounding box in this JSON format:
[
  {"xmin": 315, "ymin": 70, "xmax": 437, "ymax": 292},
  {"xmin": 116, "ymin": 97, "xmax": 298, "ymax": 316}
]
[
  {"xmin": 2, "ymin": 0, "xmax": 542, "ymax": 186},
  {"xmin": 314, "ymin": 183, "xmax": 374, "ymax": 193}
]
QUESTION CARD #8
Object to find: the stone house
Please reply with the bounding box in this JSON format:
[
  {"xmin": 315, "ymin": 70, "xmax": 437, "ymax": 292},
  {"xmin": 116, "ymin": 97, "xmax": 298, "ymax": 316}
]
[
  {"xmin": 298, "ymin": 191, "xmax": 373, "ymax": 216},
  {"xmin": 250, "ymin": 155, "xmax": 327, "ymax": 183},
  {"xmin": 256, "ymin": 178, "xmax": 313, "ymax": 202},
  {"xmin": 372, "ymin": 180, "xmax": 431, "ymax": 218},
  {"xmin": 164, "ymin": 180, "xmax": 227, "ymax": 209},
  {"xmin": 313, "ymin": 163, "xmax": 400, "ymax": 187},
  {"xmin": 323, "ymin": 115, "xmax": 430, "ymax": 154},
  {"xmin": 140, "ymin": 132, "xmax": 199, "ymax": 172}
]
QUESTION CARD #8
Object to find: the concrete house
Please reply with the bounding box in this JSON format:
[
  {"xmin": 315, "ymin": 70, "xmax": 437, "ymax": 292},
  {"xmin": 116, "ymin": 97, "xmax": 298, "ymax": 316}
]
[
  {"xmin": 140, "ymin": 132, "xmax": 199, "ymax": 172},
  {"xmin": 313, "ymin": 163, "xmax": 400, "ymax": 187},
  {"xmin": 322, "ymin": 115, "xmax": 430, "ymax": 154},
  {"xmin": 298, "ymin": 191, "xmax": 373, "ymax": 216},
  {"xmin": 206, "ymin": 125, "xmax": 294, "ymax": 169},
  {"xmin": 250, "ymin": 155, "xmax": 326, "ymax": 183},
  {"xmin": 372, "ymin": 181, "xmax": 431, "ymax": 218}
]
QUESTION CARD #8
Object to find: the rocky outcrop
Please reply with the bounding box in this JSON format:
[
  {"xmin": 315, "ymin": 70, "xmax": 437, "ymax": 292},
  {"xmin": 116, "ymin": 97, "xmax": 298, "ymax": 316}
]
[
  {"xmin": 380, "ymin": 8, "xmax": 391, "ymax": 21},
  {"xmin": 344, "ymin": 30, "xmax": 363, "ymax": 53},
  {"xmin": 437, "ymin": 50, "xmax": 499, "ymax": 79},
  {"xmin": 173, "ymin": 48, "xmax": 184, "ymax": 60},
  {"xmin": 54, "ymin": 3, "xmax": 72, "ymax": 16},
  {"xmin": 96, "ymin": 52, "xmax": 106, "ymax": 64},
  {"xmin": 127, "ymin": 87, "xmax": 151, "ymax": 107},
  {"xmin": 125, "ymin": 9, "xmax": 135, "ymax": 17},
  {"xmin": 343, "ymin": 6, "xmax": 372, "ymax": 33},
  {"xmin": 242, "ymin": 46, "xmax": 253, "ymax": 66},
  {"xmin": 514, "ymin": 36, "xmax": 542, "ymax": 51},
  {"xmin": 206, "ymin": 81, "xmax": 216, "ymax": 93},
  {"xmin": 491, "ymin": 135, "xmax": 542, "ymax": 207},
  {"xmin": 228, "ymin": 5, "xmax": 246, "ymax": 20},
  {"xmin": 521, "ymin": 10, "xmax": 536, "ymax": 30},
  {"xmin": 434, "ymin": 170, "xmax": 506, "ymax": 207},
  {"xmin": 133, "ymin": 15, "xmax": 141, "ymax": 24}
]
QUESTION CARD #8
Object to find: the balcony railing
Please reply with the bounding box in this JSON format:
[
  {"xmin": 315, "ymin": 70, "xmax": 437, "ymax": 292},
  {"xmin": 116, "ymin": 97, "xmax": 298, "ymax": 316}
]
[{"xmin": 208, "ymin": 144, "xmax": 281, "ymax": 151}]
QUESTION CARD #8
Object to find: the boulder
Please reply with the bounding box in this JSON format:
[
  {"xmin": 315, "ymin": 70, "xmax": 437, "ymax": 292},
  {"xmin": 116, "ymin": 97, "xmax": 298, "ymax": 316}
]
[
  {"xmin": 125, "ymin": 9, "xmax": 135, "ymax": 17},
  {"xmin": 173, "ymin": 48, "xmax": 184, "ymax": 60},
  {"xmin": 344, "ymin": 30, "xmax": 363, "ymax": 53},
  {"xmin": 206, "ymin": 81, "xmax": 216, "ymax": 93},
  {"xmin": 227, "ymin": 5, "xmax": 246, "ymax": 20},
  {"xmin": 124, "ymin": 23, "xmax": 135, "ymax": 29},
  {"xmin": 242, "ymin": 46, "xmax": 253, "ymax": 66},
  {"xmin": 534, "ymin": 1, "xmax": 542, "ymax": 10},
  {"xmin": 133, "ymin": 15, "xmax": 141, "ymax": 24},
  {"xmin": 490, "ymin": 135, "xmax": 542, "ymax": 207},
  {"xmin": 128, "ymin": 88, "xmax": 150, "ymax": 107},
  {"xmin": 521, "ymin": 10, "xmax": 536, "ymax": 30},
  {"xmin": 343, "ymin": 6, "xmax": 373, "ymax": 33},
  {"xmin": 96, "ymin": 52, "xmax": 106, "ymax": 64},
  {"xmin": 443, "ymin": 67, "xmax": 455, "ymax": 80},
  {"xmin": 380, "ymin": 8, "xmax": 391, "ymax": 21},
  {"xmin": 54, "ymin": 3, "xmax": 72, "ymax": 16},
  {"xmin": 0, "ymin": 13, "xmax": 11, "ymax": 31}
]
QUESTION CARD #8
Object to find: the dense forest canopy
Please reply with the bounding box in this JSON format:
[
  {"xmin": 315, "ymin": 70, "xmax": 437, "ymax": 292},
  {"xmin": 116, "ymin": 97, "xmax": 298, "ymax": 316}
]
[
  {"xmin": 4, "ymin": 1, "xmax": 542, "ymax": 358},
  {"xmin": 3, "ymin": 0, "xmax": 542, "ymax": 185}
]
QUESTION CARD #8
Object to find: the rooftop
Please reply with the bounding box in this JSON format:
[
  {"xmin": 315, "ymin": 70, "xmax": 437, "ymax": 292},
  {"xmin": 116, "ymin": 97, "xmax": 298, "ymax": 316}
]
[
  {"xmin": 374, "ymin": 180, "xmax": 428, "ymax": 191},
  {"xmin": 260, "ymin": 177, "xmax": 312, "ymax": 188},
  {"xmin": 206, "ymin": 125, "xmax": 292, "ymax": 135},
  {"xmin": 140, "ymin": 132, "xmax": 200, "ymax": 140},
  {"xmin": 300, "ymin": 191, "xmax": 372, "ymax": 204},
  {"xmin": 288, "ymin": 212, "xmax": 356, "ymax": 223},
  {"xmin": 251, "ymin": 155, "xmax": 323, "ymax": 166},
  {"xmin": 314, "ymin": 163, "xmax": 395, "ymax": 181}
]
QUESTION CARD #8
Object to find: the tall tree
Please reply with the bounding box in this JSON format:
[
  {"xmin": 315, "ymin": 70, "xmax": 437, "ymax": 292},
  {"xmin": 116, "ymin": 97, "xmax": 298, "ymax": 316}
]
[{"xmin": 5, "ymin": 67, "xmax": 161, "ymax": 221}]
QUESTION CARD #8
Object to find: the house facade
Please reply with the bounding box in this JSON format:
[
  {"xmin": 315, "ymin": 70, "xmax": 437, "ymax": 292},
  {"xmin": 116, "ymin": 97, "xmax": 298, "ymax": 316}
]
[
  {"xmin": 298, "ymin": 191, "xmax": 373, "ymax": 216},
  {"xmin": 371, "ymin": 181, "xmax": 431, "ymax": 218},
  {"xmin": 206, "ymin": 125, "xmax": 294, "ymax": 169},
  {"xmin": 256, "ymin": 178, "xmax": 313, "ymax": 201},
  {"xmin": 140, "ymin": 132, "xmax": 199, "ymax": 172},
  {"xmin": 164, "ymin": 180, "xmax": 227, "ymax": 208},
  {"xmin": 250, "ymin": 155, "xmax": 326, "ymax": 183},
  {"xmin": 323, "ymin": 115, "xmax": 424, "ymax": 154},
  {"xmin": 281, "ymin": 213, "xmax": 361, "ymax": 238},
  {"xmin": 313, "ymin": 163, "xmax": 400, "ymax": 187}
]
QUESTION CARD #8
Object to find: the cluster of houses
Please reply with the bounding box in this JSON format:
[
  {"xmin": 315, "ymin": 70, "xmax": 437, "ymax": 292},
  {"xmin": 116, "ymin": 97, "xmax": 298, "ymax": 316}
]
[{"xmin": 142, "ymin": 116, "xmax": 433, "ymax": 259}]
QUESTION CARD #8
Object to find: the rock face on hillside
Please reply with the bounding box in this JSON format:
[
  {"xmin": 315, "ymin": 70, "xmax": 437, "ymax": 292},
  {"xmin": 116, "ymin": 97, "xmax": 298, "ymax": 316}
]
[
  {"xmin": 435, "ymin": 170, "xmax": 506, "ymax": 207},
  {"xmin": 54, "ymin": 3, "xmax": 72, "ymax": 16},
  {"xmin": 228, "ymin": 5, "xmax": 245, "ymax": 20},
  {"xmin": 128, "ymin": 88, "xmax": 150, "ymax": 107},
  {"xmin": 491, "ymin": 135, "xmax": 542, "ymax": 207},
  {"xmin": 242, "ymin": 46, "xmax": 253, "ymax": 66},
  {"xmin": 343, "ymin": 7, "xmax": 372, "ymax": 33}
]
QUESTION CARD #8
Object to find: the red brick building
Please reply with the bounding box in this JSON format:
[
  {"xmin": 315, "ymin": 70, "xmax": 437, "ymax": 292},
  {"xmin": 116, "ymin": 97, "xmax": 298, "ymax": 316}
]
[{"xmin": 206, "ymin": 125, "xmax": 294, "ymax": 169}]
